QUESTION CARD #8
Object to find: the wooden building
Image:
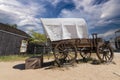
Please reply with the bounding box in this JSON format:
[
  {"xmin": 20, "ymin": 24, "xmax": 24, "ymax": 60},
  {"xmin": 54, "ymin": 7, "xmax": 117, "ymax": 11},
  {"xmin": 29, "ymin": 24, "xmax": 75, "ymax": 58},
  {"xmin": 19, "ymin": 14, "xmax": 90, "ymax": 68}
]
[{"xmin": 0, "ymin": 23, "xmax": 30, "ymax": 55}]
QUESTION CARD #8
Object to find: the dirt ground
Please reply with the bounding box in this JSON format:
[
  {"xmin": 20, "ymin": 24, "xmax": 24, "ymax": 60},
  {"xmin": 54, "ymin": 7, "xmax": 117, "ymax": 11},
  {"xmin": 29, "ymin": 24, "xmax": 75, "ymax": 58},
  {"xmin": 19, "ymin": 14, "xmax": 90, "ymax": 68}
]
[{"xmin": 0, "ymin": 52, "xmax": 120, "ymax": 80}]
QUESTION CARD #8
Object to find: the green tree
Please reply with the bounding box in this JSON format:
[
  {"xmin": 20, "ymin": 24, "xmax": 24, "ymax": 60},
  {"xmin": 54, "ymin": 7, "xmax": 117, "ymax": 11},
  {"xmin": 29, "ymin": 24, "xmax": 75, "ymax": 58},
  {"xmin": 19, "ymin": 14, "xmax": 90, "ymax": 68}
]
[
  {"xmin": 29, "ymin": 31, "xmax": 47, "ymax": 44},
  {"xmin": 6, "ymin": 23, "xmax": 17, "ymax": 28},
  {"xmin": 11, "ymin": 24, "xmax": 17, "ymax": 28}
]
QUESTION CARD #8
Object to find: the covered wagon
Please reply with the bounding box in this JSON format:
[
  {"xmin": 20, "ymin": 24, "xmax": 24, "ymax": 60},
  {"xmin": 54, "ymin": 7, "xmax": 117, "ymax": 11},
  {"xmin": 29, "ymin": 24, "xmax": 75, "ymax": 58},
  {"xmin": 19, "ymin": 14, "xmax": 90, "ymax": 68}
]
[{"xmin": 41, "ymin": 18, "xmax": 114, "ymax": 67}]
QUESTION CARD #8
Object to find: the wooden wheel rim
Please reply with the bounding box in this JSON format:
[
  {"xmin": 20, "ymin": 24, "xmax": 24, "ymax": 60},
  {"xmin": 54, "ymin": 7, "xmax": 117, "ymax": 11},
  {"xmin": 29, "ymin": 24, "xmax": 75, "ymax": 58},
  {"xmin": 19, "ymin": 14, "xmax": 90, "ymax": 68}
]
[
  {"xmin": 97, "ymin": 45, "xmax": 114, "ymax": 62},
  {"xmin": 53, "ymin": 41, "xmax": 77, "ymax": 66}
]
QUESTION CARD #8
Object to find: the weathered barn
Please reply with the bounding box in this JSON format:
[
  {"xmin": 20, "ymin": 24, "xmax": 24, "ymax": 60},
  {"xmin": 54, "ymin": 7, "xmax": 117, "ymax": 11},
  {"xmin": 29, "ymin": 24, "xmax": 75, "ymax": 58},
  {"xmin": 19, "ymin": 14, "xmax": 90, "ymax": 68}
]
[{"xmin": 0, "ymin": 23, "xmax": 30, "ymax": 55}]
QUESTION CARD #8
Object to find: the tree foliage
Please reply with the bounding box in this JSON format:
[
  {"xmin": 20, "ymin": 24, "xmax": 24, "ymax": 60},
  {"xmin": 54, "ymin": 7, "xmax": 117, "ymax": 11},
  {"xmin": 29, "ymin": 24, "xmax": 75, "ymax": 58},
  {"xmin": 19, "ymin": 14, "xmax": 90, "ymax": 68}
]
[
  {"xmin": 29, "ymin": 31, "xmax": 47, "ymax": 44},
  {"xmin": 6, "ymin": 23, "xmax": 17, "ymax": 28}
]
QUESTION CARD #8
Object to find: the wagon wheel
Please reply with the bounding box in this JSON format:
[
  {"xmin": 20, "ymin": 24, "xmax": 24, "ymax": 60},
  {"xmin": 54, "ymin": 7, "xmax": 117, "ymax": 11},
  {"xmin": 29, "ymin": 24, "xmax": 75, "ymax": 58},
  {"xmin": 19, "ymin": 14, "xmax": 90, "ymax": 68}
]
[
  {"xmin": 80, "ymin": 48, "xmax": 91, "ymax": 59},
  {"xmin": 53, "ymin": 41, "xmax": 77, "ymax": 67},
  {"xmin": 96, "ymin": 44, "xmax": 114, "ymax": 62}
]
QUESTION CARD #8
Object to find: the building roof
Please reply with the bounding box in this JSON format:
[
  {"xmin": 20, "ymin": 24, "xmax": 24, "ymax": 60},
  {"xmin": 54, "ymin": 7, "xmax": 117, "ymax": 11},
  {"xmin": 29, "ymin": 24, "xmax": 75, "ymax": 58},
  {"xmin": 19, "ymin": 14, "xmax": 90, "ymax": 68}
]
[{"xmin": 0, "ymin": 23, "xmax": 30, "ymax": 38}]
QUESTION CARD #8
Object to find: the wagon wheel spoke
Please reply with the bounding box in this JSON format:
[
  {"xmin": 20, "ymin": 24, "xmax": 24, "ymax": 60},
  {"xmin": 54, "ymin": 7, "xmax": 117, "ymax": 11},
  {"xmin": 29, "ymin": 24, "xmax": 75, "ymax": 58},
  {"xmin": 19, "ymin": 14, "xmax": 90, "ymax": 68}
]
[
  {"xmin": 105, "ymin": 56, "xmax": 108, "ymax": 61},
  {"xmin": 106, "ymin": 52, "xmax": 111, "ymax": 60},
  {"xmin": 54, "ymin": 41, "xmax": 77, "ymax": 67},
  {"xmin": 100, "ymin": 50, "xmax": 110, "ymax": 62},
  {"xmin": 106, "ymin": 55, "xmax": 111, "ymax": 61},
  {"xmin": 55, "ymin": 52, "xmax": 64, "ymax": 59},
  {"xmin": 80, "ymin": 48, "xmax": 91, "ymax": 59},
  {"xmin": 84, "ymin": 53, "xmax": 90, "ymax": 57},
  {"xmin": 96, "ymin": 44, "xmax": 114, "ymax": 62},
  {"xmin": 102, "ymin": 54, "xmax": 105, "ymax": 60},
  {"xmin": 65, "ymin": 50, "xmax": 76, "ymax": 63},
  {"xmin": 54, "ymin": 49, "xmax": 65, "ymax": 58},
  {"xmin": 66, "ymin": 52, "xmax": 73, "ymax": 60},
  {"xmin": 61, "ymin": 42, "xmax": 66, "ymax": 49},
  {"xmin": 58, "ymin": 46, "xmax": 64, "ymax": 51},
  {"xmin": 68, "ymin": 53, "xmax": 74, "ymax": 59}
]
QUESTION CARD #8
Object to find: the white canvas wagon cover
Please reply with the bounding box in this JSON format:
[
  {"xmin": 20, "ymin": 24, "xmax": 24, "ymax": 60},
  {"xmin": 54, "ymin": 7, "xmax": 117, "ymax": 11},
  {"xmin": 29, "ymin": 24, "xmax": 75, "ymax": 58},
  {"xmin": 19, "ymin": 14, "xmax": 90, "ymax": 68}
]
[{"xmin": 41, "ymin": 18, "xmax": 88, "ymax": 41}]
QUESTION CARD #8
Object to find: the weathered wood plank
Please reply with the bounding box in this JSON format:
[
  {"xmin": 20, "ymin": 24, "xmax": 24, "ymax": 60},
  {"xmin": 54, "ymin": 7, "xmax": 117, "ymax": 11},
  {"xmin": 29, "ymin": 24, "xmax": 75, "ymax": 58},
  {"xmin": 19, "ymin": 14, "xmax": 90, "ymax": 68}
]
[{"xmin": 0, "ymin": 31, "xmax": 27, "ymax": 55}]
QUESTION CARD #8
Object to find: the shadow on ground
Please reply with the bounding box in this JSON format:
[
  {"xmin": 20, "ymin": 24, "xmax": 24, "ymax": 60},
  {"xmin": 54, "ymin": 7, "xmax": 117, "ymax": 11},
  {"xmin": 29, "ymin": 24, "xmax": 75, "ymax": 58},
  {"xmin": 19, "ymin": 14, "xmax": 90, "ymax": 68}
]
[
  {"xmin": 13, "ymin": 57, "xmax": 113, "ymax": 70},
  {"xmin": 13, "ymin": 63, "xmax": 25, "ymax": 70},
  {"xmin": 13, "ymin": 61, "xmax": 55, "ymax": 70},
  {"xmin": 76, "ymin": 58, "xmax": 101, "ymax": 65}
]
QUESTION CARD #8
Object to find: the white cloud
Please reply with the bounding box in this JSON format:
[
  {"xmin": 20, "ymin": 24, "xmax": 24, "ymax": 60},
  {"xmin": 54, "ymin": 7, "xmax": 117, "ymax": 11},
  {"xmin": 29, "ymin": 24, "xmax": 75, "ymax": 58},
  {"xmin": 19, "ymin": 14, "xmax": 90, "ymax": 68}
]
[
  {"xmin": 59, "ymin": 0, "xmax": 120, "ymax": 29},
  {"xmin": 0, "ymin": 0, "xmax": 119, "ymax": 37},
  {"xmin": 0, "ymin": 0, "xmax": 46, "ymax": 33},
  {"xmin": 45, "ymin": 0, "xmax": 71, "ymax": 6},
  {"xmin": 100, "ymin": 0, "xmax": 120, "ymax": 19},
  {"xmin": 51, "ymin": 0, "xmax": 61, "ymax": 6},
  {"xmin": 58, "ymin": 0, "xmax": 120, "ymax": 40},
  {"xmin": 59, "ymin": 0, "xmax": 101, "ymax": 28},
  {"xmin": 98, "ymin": 29, "xmax": 118, "ymax": 40}
]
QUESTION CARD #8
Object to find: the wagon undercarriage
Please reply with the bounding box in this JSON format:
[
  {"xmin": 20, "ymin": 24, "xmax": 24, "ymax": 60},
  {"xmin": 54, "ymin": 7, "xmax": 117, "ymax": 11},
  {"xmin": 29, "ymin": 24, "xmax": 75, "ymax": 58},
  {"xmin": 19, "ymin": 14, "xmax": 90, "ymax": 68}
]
[{"xmin": 52, "ymin": 37, "xmax": 114, "ymax": 66}]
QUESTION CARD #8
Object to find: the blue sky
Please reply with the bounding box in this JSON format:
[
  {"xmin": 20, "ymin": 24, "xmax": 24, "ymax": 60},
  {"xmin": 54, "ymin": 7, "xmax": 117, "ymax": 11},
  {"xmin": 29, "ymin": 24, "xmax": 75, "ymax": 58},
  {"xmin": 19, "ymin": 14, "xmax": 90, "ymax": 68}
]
[{"xmin": 0, "ymin": 0, "xmax": 120, "ymax": 40}]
